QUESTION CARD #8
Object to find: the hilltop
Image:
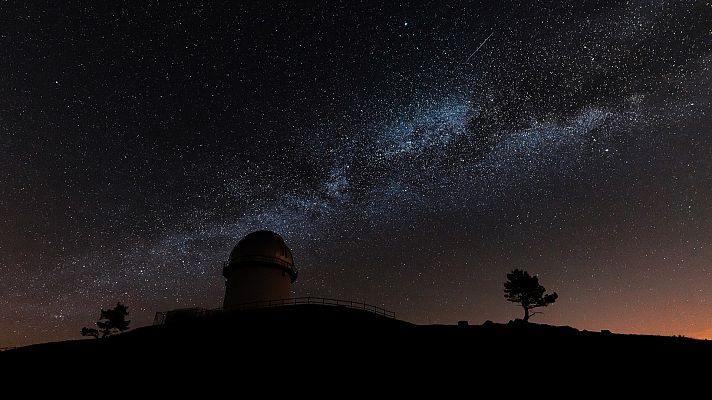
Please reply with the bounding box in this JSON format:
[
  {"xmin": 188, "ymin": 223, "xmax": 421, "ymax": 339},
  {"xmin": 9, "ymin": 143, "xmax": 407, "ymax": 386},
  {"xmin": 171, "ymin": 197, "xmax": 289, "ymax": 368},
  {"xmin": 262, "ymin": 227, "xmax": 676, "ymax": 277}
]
[{"xmin": 3, "ymin": 304, "xmax": 710, "ymax": 380}]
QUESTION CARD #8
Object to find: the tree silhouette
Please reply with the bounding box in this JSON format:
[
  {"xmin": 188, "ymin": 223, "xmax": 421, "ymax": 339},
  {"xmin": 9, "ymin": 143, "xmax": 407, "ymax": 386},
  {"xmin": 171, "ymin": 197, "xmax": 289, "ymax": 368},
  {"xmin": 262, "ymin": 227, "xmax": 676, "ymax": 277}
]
[
  {"xmin": 504, "ymin": 269, "xmax": 558, "ymax": 322},
  {"xmin": 81, "ymin": 302, "xmax": 131, "ymax": 338}
]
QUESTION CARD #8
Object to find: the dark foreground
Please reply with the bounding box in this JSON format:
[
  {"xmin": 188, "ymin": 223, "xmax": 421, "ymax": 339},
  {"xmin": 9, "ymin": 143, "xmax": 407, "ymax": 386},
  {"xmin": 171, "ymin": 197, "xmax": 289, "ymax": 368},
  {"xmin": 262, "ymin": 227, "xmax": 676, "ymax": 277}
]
[{"xmin": 2, "ymin": 305, "xmax": 709, "ymax": 383}]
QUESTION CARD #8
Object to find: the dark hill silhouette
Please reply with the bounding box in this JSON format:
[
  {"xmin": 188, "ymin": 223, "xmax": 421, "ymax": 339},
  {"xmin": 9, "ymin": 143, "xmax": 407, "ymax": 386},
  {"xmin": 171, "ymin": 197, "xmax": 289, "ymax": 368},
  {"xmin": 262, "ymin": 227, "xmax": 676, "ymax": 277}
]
[{"xmin": 3, "ymin": 304, "xmax": 710, "ymax": 383}]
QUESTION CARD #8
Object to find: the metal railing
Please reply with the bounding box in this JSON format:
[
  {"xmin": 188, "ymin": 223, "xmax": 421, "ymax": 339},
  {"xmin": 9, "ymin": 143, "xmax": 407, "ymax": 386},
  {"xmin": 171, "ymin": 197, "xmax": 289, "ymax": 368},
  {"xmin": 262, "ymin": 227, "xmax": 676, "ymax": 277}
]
[
  {"xmin": 232, "ymin": 297, "xmax": 396, "ymax": 318},
  {"xmin": 154, "ymin": 296, "xmax": 395, "ymax": 325}
]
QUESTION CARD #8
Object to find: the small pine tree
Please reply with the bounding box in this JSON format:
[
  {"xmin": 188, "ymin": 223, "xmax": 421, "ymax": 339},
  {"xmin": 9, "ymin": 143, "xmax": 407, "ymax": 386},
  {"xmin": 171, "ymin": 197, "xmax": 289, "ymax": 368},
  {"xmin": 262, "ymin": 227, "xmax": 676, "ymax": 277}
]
[
  {"xmin": 82, "ymin": 302, "xmax": 131, "ymax": 338},
  {"xmin": 504, "ymin": 269, "xmax": 558, "ymax": 322}
]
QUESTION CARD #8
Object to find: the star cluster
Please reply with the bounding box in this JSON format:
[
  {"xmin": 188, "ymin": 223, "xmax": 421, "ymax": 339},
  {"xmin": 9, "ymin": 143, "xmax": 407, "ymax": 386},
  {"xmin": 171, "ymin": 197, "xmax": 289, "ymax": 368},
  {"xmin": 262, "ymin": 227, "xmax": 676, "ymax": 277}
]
[{"xmin": 1, "ymin": 1, "xmax": 712, "ymax": 346}]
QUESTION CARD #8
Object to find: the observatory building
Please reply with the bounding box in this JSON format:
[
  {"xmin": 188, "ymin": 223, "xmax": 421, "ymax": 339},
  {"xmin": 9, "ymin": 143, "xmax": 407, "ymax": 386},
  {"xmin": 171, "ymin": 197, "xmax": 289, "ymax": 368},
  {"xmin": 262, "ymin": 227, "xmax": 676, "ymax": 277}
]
[
  {"xmin": 153, "ymin": 229, "xmax": 395, "ymax": 325},
  {"xmin": 222, "ymin": 230, "xmax": 298, "ymax": 308}
]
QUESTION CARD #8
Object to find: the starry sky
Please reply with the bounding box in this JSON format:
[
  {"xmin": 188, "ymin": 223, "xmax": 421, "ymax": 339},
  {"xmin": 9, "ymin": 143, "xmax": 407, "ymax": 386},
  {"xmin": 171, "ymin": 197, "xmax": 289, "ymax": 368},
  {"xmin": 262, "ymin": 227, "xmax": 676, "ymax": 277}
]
[{"xmin": 2, "ymin": 1, "xmax": 712, "ymax": 347}]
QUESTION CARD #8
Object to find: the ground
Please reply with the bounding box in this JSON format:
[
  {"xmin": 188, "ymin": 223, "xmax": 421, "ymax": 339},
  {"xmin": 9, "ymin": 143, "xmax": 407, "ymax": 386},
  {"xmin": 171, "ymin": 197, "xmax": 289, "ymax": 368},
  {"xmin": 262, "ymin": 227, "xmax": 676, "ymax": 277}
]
[{"xmin": 2, "ymin": 305, "xmax": 709, "ymax": 384}]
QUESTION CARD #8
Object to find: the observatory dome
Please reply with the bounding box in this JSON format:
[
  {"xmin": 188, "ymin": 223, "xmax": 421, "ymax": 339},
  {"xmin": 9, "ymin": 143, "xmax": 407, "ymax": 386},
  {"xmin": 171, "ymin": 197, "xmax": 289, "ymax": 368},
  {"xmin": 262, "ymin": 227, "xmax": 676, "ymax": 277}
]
[
  {"xmin": 222, "ymin": 230, "xmax": 297, "ymax": 307},
  {"xmin": 228, "ymin": 230, "xmax": 295, "ymax": 272}
]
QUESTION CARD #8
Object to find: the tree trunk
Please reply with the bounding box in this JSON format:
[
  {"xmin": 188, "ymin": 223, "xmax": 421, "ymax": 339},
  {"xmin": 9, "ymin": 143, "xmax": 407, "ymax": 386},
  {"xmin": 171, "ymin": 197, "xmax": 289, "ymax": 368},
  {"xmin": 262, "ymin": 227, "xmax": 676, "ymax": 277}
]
[{"xmin": 523, "ymin": 306, "xmax": 529, "ymax": 322}]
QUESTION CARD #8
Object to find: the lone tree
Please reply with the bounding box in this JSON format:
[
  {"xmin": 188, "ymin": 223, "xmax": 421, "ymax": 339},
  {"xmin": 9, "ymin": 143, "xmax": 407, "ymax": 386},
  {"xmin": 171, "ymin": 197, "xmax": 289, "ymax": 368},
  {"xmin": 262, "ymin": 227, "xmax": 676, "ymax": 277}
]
[
  {"xmin": 504, "ymin": 269, "xmax": 558, "ymax": 322},
  {"xmin": 81, "ymin": 302, "xmax": 131, "ymax": 338}
]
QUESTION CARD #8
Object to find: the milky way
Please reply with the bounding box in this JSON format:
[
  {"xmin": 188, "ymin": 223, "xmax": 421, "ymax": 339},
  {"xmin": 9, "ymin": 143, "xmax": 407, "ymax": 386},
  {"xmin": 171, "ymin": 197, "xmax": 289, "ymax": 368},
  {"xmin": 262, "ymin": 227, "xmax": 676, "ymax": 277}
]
[{"xmin": 2, "ymin": 1, "xmax": 712, "ymax": 346}]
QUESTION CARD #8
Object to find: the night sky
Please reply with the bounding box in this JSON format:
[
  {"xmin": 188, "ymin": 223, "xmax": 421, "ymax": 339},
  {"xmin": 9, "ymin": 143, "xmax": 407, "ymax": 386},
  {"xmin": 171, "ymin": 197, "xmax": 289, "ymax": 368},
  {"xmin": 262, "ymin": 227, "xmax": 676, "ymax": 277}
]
[{"xmin": 2, "ymin": 1, "xmax": 712, "ymax": 347}]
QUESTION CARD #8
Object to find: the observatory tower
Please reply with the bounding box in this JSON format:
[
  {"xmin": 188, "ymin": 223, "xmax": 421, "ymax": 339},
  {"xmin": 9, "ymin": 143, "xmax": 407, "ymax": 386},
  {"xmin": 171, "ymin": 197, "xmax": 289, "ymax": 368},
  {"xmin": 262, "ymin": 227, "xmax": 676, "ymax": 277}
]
[{"xmin": 222, "ymin": 230, "xmax": 298, "ymax": 308}]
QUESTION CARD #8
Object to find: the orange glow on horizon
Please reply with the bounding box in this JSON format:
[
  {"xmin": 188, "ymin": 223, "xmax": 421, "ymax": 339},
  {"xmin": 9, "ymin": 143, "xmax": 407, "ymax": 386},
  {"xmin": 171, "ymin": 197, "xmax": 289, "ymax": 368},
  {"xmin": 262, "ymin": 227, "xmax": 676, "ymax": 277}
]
[{"xmin": 689, "ymin": 327, "xmax": 712, "ymax": 341}]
